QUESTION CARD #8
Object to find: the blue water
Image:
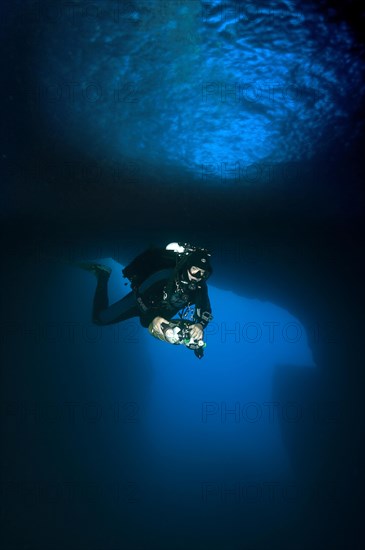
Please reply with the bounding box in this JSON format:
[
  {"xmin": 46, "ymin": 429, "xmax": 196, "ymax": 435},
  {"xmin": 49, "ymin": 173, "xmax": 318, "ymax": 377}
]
[
  {"xmin": 1, "ymin": 253, "xmax": 320, "ymax": 547},
  {"xmin": 2, "ymin": 1, "xmax": 364, "ymax": 548},
  {"xmin": 32, "ymin": 0, "xmax": 365, "ymax": 184},
  {"xmin": 59, "ymin": 257, "xmax": 316, "ymax": 545},
  {"xmin": 100, "ymin": 259, "xmax": 315, "ymax": 477}
]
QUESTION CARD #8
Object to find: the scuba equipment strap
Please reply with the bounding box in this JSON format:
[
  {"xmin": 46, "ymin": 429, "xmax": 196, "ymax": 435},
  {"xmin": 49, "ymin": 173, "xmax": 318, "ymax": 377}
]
[
  {"xmin": 137, "ymin": 268, "xmax": 175, "ymax": 293},
  {"xmin": 178, "ymin": 303, "xmax": 195, "ymax": 321},
  {"xmin": 128, "ymin": 268, "xmax": 176, "ymax": 314}
]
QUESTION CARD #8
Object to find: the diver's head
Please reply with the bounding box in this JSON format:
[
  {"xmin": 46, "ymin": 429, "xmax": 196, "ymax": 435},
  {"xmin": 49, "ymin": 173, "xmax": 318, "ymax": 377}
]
[
  {"xmin": 187, "ymin": 265, "xmax": 207, "ymax": 282},
  {"xmin": 183, "ymin": 250, "xmax": 213, "ymax": 283}
]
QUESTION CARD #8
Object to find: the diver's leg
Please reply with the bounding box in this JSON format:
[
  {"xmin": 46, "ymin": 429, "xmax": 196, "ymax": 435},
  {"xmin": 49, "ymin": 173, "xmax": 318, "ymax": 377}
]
[
  {"xmin": 92, "ymin": 269, "xmax": 111, "ymax": 323},
  {"xmin": 97, "ymin": 291, "xmax": 139, "ymax": 325},
  {"xmin": 76, "ymin": 261, "xmax": 140, "ymax": 326},
  {"xmin": 73, "ymin": 262, "xmax": 111, "ymax": 323}
]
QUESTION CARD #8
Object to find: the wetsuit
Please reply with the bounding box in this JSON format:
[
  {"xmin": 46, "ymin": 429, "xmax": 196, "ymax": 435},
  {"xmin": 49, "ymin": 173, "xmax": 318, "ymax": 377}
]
[{"xmin": 92, "ymin": 248, "xmax": 213, "ymax": 329}]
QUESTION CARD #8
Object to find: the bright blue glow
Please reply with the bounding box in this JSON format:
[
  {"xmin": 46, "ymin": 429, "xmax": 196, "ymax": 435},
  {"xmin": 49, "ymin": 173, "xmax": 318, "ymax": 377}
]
[
  {"xmin": 144, "ymin": 284, "xmax": 315, "ymax": 481},
  {"xmin": 96, "ymin": 259, "xmax": 315, "ymax": 481},
  {"xmin": 41, "ymin": 257, "xmax": 319, "ymax": 540},
  {"xmin": 36, "ymin": 0, "xmax": 365, "ymax": 183}
]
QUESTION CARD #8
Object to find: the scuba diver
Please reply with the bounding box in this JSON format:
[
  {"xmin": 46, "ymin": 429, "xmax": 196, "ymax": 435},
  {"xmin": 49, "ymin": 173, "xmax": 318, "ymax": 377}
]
[{"xmin": 78, "ymin": 243, "xmax": 213, "ymax": 358}]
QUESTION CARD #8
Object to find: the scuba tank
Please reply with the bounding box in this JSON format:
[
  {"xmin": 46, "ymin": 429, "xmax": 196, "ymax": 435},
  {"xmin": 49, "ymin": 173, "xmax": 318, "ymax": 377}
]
[{"xmin": 166, "ymin": 242, "xmax": 212, "ymax": 263}]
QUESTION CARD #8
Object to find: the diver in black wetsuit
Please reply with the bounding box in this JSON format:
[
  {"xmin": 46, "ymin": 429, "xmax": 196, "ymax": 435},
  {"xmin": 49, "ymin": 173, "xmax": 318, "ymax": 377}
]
[{"xmin": 80, "ymin": 243, "xmax": 213, "ymax": 355}]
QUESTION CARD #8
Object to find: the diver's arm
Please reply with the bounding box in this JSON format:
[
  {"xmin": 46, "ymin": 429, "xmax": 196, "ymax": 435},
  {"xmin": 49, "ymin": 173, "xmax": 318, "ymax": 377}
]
[
  {"xmin": 149, "ymin": 316, "xmax": 170, "ymax": 342},
  {"xmin": 190, "ymin": 323, "xmax": 204, "ymax": 340},
  {"xmin": 195, "ymin": 284, "xmax": 213, "ymax": 329}
]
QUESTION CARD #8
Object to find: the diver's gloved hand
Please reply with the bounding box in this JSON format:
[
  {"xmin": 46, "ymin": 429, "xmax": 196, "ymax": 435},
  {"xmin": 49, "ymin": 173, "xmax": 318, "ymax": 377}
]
[
  {"xmin": 189, "ymin": 324, "xmax": 203, "ymax": 341},
  {"xmin": 150, "ymin": 316, "xmax": 170, "ymax": 341}
]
